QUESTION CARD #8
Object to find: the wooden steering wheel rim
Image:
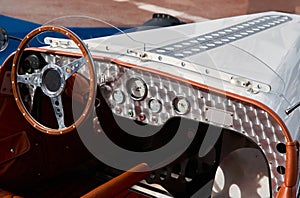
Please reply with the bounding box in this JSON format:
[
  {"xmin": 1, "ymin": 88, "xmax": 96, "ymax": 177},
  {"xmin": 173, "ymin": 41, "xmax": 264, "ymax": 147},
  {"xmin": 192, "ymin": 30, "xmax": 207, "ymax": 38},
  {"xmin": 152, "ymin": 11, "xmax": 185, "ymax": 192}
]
[{"xmin": 11, "ymin": 25, "xmax": 96, "ymax": 135}]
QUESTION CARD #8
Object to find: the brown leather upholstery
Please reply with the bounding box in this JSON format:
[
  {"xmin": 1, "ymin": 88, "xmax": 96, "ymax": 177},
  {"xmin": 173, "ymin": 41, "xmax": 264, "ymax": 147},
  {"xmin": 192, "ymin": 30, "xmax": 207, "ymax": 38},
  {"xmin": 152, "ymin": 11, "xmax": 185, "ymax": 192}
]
[
  {"xmin": 81, "ymin": 163, "xmax": 150, "ymax": 198},
  {"xmin": 0, "ymin": 189, "xmax": 22, "ymax": 198}
]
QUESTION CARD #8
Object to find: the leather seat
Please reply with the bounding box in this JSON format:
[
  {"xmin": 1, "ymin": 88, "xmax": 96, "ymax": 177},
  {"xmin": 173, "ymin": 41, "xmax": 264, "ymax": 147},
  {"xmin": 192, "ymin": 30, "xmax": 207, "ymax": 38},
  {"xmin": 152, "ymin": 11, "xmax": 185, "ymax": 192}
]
[{"xmin": 0, "ymin": 189, "xmax": 22, "ymax": 198}]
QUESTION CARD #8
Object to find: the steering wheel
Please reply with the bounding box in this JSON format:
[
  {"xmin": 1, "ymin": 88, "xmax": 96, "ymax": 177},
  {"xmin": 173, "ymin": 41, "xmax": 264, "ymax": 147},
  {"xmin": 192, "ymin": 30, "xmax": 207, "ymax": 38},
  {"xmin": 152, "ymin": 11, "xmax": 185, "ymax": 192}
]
[{"xmin": 11, "ymin": 26, "xmax": 96, "ymax": 135}]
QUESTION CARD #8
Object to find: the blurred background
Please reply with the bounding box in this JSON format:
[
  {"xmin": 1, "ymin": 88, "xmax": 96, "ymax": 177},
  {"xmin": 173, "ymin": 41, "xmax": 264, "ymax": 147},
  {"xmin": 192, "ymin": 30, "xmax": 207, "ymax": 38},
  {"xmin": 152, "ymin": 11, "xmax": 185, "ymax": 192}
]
[{"xmin": 1, "ymin": 0, "xmax": 299, "ymax": 26}]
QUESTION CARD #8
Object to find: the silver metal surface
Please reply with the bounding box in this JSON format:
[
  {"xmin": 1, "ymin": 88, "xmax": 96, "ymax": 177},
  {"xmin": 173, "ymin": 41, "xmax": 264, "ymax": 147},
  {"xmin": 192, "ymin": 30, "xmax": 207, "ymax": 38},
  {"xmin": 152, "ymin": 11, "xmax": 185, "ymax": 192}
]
[
  {"xmin": 50, "ymin": 96, "xmax": 66, "ymax": 129},
  {"xmin": 128, "ymin": 50, "xmax": 271, "ymax": 94},
  {"xmin": 40, "ymin": 64, "xmax": 65, "ymax": 97},
  {"xmin": 61, "ymin": 57, "xmax": 86, "ymax": 80},
  {"xmin": 17, "ymin": 71, "xmax": 42, "ymax": 87},
  {"xmin": 205, "ymin": 107, "xmax": 233, "ymax": 127},
  {"xmin": 150, "ymin": 15, "xmax": 292, "ymax": 58}
]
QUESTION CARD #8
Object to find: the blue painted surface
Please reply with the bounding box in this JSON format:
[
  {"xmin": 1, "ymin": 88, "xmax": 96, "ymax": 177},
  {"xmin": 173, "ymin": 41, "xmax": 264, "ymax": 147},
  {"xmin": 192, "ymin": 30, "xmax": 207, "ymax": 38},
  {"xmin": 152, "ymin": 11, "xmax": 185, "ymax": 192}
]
[{"xmin": 0, "ymin": 15, "xmax": 130, "ymax": 65}]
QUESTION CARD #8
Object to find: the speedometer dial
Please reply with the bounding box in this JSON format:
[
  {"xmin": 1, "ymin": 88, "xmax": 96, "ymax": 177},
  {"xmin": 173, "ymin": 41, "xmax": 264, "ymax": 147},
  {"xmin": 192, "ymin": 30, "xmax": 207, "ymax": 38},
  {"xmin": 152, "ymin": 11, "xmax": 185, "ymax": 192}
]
[
  {"xmin": 149, "ymin": 98, "xmax": 162, "ymax": 113},
  {"xmin": 173, "ymin": 96, "xmax": 190, "ymax": 115},
  {"xmin": 127, "ymin": 77, "xmax": 147, "ymax": 100}
]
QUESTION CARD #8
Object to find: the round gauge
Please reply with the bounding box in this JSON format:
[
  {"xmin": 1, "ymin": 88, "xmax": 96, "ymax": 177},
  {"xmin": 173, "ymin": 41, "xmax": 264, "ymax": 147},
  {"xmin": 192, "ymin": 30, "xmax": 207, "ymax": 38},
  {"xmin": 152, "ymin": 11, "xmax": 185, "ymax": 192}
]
[
  {"xmin": 173, "ymin": 97, "xmax": 190, "ymax": 115},
  {"xmin": 23, "ymin": 54, "xmax": 42, "ymax": 73},
  {"xmin": 25, "ymin": 54, "xmax": 41, "ymax": 69},
  {"xmin": 127, "ymin": 77, "xmax": 147, "ymax": 100},
  {"xmin": 149, "ymin": 98, "xmax": 162, "ymax": 113},
  {"xmin": 112, "ymin": 89, "xmax": 125, "ymax": 104}
]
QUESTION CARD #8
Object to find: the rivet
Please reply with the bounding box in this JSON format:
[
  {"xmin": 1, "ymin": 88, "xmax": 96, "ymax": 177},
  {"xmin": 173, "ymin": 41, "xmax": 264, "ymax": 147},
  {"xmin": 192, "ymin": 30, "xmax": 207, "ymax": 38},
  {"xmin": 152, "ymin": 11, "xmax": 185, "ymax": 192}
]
[
  {"xmin": 152, "ymin": 116, "xmax": 158, "ymax": 123},
  {"xmin": 115, "ymin": 107, "xmax": 122, "ymax": 114},
  {"xmin": 10, "ymin": 148, "xmax": 15, "ymax": 153}
]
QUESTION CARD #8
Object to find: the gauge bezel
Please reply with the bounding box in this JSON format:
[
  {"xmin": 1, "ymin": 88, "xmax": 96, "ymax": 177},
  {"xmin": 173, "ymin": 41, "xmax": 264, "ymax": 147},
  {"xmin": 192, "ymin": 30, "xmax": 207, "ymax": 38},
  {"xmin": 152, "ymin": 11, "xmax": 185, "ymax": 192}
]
[
  {"xmin": 172, "ymin": 96, "xmax": 190, "ymax": 115},
  {"xmin": 126, "ymin": 77, "xmax": 148, "ymax": 101},
  {"xmin": 149, "ymin": 98, "xmax": 162, "ymax": 113},
  {"xmin": 112, "ymin": 89, "xmax": 125, "ymax": 104}
]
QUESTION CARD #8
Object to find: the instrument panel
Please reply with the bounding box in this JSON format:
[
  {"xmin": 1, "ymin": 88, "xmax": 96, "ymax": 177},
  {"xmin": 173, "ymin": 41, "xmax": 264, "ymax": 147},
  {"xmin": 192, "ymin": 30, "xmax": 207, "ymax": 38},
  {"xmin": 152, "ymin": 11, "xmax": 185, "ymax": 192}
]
[
  {"xmin": 19, "ymin": 51, "xmax": 287, "ymax": 195},
  {"xmin": 100, "ymin": 63, "xmax": 198, "ymax": 126}
]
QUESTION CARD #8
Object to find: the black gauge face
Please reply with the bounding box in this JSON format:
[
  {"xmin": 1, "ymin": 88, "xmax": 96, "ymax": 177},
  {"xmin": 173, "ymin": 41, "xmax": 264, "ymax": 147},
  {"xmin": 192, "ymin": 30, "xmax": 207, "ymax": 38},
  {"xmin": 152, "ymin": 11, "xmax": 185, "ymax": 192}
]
[
  {"xmin": 127, "ymin": 77, "xmax": 148, "ymax": 100},
  {"xmin": 23, "ymin": 54, "xmax": 41, "ymax": 73},
  {"xmin": 173, "ymin": 96, "xmax": 190, "ymax": 115}
]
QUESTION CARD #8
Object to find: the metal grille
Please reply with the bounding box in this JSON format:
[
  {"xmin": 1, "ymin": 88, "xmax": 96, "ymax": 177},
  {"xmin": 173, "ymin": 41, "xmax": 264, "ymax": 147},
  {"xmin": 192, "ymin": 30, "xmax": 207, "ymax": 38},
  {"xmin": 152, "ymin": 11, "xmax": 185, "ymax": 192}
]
[{"xmin": 150, "ymin": 15, "xmax": 292, "ymax": 58}]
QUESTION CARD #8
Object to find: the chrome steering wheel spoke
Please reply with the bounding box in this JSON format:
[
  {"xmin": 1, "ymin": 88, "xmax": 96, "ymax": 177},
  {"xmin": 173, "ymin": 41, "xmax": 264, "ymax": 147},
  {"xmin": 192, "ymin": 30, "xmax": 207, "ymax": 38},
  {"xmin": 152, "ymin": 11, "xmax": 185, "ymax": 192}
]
[
  {"xmin": 50, "ymin": 95, "xmax": 66, "ymax": 129},
  {"xmin": 17, "ymin": 72, "xmax": 42, "ymax": 87},
  {"xmin": 61, "ymin": 57, "xmax": 86, "ymax": 80},
  {"xmin": 28, "ymin": 85, "xmax": 37, "ymax": 113}
]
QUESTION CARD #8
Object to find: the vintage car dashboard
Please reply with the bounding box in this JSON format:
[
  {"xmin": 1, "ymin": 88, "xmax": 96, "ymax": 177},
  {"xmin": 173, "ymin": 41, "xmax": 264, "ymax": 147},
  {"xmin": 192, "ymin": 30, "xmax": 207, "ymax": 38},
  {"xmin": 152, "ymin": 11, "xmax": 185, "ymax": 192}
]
[
  {"xmin": 1, "ymin": 12, "xmax": 299, "ymax": 198},
  {"xmin": 5, "ymin": 48, "xmax": 287, "ymax": 197}
]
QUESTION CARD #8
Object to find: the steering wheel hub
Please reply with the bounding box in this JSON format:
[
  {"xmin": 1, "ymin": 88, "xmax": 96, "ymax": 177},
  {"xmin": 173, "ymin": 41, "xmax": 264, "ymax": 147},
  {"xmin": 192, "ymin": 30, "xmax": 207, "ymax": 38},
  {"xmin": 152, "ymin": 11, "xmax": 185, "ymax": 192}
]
[{"xmin": 41, "ymin": 65, "xmax": 65, "ymax": 97}]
